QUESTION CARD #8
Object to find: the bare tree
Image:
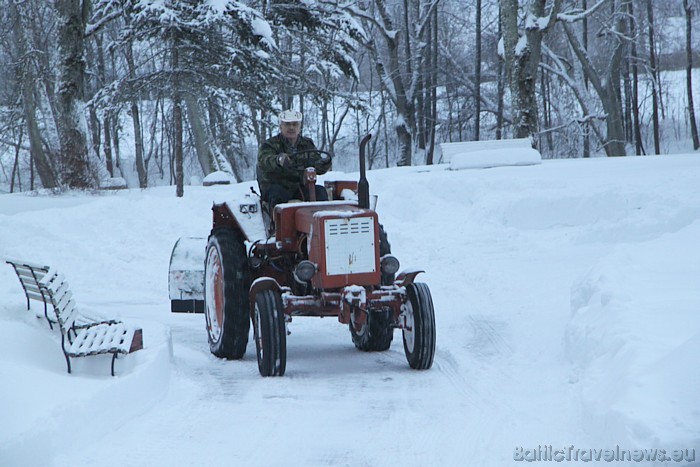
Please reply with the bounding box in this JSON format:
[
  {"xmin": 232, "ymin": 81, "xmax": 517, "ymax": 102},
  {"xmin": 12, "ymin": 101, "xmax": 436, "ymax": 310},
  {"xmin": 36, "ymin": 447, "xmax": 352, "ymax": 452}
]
[
  {"xmin": 500, "ymin": 0, "xmax": 562, "ymax": 142},
  {"xmin": 685, "ymin": 0, "xmax": 700, "ymax": 150},
  {"xmin": 367, "ymin": 0, "xmax": 416, "ymax": 166},
  {"xmin": 560, "ymin": 0, "xmax": 628, "ymax": 157},
  {"xmin": 496, "ymin": 7, "xmax": 505, "ymax": 140},
  {"xmin": 349, "ymin": 0, "xmax": 440, "ymax": 166},
  {"xmin": 9, "ymin": 0, "xmax": 58, "ymax": 188},
  {"xmin": 582, "ymin": 0, "xmax": 590, "ymax": 158},
  {"xmin": 646, "ymin": 0, "xmax": 660, "ymax": 154},
  {"xmin": 474, "ymin": 0, "xmax": 482, "ymax": 141},
  {"xmin": 628, "ymin": 0, "xmax": 644, "ymax": 155},
  {"xmin": 172, "ymin": 30, "xmax": 183, "ymax": 198},
  {"xmin": 123, "ymin": 41, "xmax": 148, "ymax": 187}
]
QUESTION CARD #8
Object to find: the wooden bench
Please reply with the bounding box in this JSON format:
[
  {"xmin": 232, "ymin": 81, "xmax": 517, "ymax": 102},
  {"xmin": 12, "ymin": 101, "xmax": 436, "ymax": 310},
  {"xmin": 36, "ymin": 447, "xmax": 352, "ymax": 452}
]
[{"xmin": 6, "ymin": 259, "xmax": 143, "ymax": 376}]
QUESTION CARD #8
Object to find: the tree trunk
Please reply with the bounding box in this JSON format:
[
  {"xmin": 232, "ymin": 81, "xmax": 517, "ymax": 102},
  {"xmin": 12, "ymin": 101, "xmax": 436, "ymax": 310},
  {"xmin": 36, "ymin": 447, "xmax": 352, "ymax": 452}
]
[
  {"xmin": 89, "ymin": 107, "xmax": 101, "ymax": 169},
  {"xmin": 474, "ymin": 0, "xmax": 482, "ymax": 141},
  {"xmin": 685, "ymin": 0, "xmax": 700, "ymax": 150},
  {"xmin": 10, "ymin": 126, "xmax": 24, "ymax": 193},
  {"xmin": 103, "ymin": 114, "xmax": 113, "ymax": 176},
  {"xmin": 496, "ymin": 9, "xmax": 505, "ymax": 140},
  {"xmin": 373, "ymin": 0, "xmax": 415, "ymax": 166},
  {"xmin": 540, "ymin": 71, "xmax": 553, "ymax": 152},
  {"xmin": 183, "ymin": 94, "xmax": 216, "ymax": 175},
  {"xmin": 622, "ymin": 50, "xmax": 633, "ymax": 144},
  {"xmin": 647, "ymin": 0, "xmax": 660, "ymax": 155},
  {"xmin": 111, "ymin": 115, "xmax": 122, "ymax": 176},
  {"xmin": 173, "ymin": 31, "xmax": 184, "ymax": 197},
  {"xmin": 416, "ymin": 8, "xmax": 426, "ymax": 152},
  {"xmin": 125, "ymin": 42, "xmax": 147, "ymax": 187},
  {"xmin": 582, "ymin": 0, "xmax": 590, "ymax": 158},
  {"xmin": 426, "ymin": 4, "xmax": 438, "ymax": 165},
  {"xmin": 174, "ymin": 97, "xmax": 183, "ymax": 197},
  {"xmin": 628, "ymin": 0, "xmax": 644, "ymax": 155},
  {"xmin": 93, "ymin": 33, "xmax": 113, "ymax": 176},
  {"xmin": 54, "ymin": 0, "xmax": 94, "ymax": 188},
  {"xmin": 500, "ymin": 0, "xmax": 561, "ymax": 142},
  {"xmin": 28, "ymin": 4, "xmax": 60, "ymax": 147},
  {"xmin": 562, "ymin": 17, "xmax": 627, "ymax": 157}
]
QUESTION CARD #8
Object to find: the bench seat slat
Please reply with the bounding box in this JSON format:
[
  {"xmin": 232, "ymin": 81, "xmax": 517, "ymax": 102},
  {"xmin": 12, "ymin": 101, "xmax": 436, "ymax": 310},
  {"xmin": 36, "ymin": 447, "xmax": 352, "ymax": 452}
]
[{"xmin": 68, "ymin": 323, "xmax": 135, "ymax": 356}]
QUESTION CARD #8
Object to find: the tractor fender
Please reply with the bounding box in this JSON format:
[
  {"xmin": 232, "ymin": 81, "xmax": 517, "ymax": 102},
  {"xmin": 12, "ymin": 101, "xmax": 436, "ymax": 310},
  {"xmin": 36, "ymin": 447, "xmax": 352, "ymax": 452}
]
[
  {"xmin": 212, "ymin": 203, "xmax": 246, "ymax": 238},
  {"xmin": 249, "ymin": 277, "xmax": 285, "ymax": 315},
  {"xmin": 395, "ymin": 269, "xmax": 425, "ymax": 287},
  {"xmin": 211, "ymin": 198, "xmax": 267, "ymax": 243}
]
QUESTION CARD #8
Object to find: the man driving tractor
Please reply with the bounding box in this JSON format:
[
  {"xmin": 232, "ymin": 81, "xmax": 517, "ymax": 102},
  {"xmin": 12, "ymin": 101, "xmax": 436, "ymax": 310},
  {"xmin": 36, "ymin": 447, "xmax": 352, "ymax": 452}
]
[{"xmin": 257, "ymin": 109, "xmax": 331, "ymax": 211}]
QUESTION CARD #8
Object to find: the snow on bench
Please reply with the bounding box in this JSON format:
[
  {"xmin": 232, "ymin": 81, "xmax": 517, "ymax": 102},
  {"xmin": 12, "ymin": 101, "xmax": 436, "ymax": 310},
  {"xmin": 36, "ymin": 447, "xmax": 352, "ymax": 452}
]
[
  {"xmin": 439, "ymin": 138, "xmax": 542, "ymax": 170},
  {"xmin": 5, "ymin": 259, "xmax": 143, "ymax": 376}
]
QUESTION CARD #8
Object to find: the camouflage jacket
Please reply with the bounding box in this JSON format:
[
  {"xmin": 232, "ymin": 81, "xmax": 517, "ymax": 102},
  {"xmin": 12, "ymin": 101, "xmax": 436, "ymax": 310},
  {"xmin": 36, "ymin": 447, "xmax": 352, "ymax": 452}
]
[{"xmin": 257, "ymin": 133, "xmax": 331, "ymax": 193}]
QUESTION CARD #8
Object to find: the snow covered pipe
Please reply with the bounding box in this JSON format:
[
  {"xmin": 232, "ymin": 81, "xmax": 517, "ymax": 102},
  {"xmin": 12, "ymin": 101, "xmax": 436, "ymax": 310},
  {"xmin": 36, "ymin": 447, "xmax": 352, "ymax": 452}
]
[{"xmin": 359, "ymin": 134, "xmax": 371, "ymax": 209}]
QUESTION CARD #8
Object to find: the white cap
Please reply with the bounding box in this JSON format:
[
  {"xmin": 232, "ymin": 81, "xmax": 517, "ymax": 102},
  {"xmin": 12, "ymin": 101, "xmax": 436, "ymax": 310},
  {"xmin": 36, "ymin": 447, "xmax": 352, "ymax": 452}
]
[{"xmin": 279, "ymin": 109, "xmax": 302, "ymax": 123}]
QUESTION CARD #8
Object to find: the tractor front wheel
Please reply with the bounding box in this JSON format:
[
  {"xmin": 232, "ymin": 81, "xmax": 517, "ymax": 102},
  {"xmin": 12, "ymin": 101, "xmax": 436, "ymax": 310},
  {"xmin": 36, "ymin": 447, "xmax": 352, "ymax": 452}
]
[
  {"xmin": 350, "ymin": 308, "xmax": 394, "ymax": 351},
  {"xmin": 402, "ymin": 283, "xmax": 436, "ymax": 369},
  {"xmin": 253, "ymin": 289, "xmax": 287, "ymax": 376},
  {"xmin": 204, "ymin": 228, "xmax": 250, "ymax": 359}
]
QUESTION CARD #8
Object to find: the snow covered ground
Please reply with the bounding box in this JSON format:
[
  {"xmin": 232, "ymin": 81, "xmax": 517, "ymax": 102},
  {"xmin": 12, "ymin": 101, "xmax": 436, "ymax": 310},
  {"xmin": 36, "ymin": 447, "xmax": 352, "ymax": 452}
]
[{"xmin": 1, "ymin": 153, "xmax": 699, "ymax": 466}]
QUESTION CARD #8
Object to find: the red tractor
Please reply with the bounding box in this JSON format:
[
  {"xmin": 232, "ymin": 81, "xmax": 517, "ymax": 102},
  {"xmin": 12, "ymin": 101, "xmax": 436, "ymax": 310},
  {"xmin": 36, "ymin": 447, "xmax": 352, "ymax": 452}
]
[{"xmin": 202, "ymin": 134, "xmax": 435, "ymax": 376}]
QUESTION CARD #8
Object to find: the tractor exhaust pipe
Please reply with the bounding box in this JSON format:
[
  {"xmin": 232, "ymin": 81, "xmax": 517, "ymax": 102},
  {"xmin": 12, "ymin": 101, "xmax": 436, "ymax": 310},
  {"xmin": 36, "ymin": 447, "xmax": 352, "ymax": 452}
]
[{"xmin": 358, "ymin": 134, "xmax": 371, "ymax": 209}]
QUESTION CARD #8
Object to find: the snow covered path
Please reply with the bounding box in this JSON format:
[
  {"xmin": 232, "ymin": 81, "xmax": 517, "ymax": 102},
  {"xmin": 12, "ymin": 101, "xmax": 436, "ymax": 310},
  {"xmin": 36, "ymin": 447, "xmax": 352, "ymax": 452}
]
[{"xmin": 1, "ymin": 155, "xmax": 699, "ymax": 466}]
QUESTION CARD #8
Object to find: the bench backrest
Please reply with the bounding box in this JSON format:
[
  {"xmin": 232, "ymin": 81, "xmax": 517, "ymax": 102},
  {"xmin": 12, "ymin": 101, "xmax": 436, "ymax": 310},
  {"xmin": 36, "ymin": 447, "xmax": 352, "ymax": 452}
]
[
  {"xmin": 5, "ymin": 259, "xmax": 53, "ymax": 304},
  {"xmin": 40, "ymin": 270, "xmax": 79, "ymax": 332}
]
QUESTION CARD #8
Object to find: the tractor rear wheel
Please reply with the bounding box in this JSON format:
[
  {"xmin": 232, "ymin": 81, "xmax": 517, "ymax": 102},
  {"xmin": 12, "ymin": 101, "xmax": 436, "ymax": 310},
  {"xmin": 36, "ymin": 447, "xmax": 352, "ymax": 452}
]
[
  {"xmin": 350, "ymin": 308, "xmax": 394, "ymax": 351},
  {"xmin": 204, "ymin": 228, "xmax": 251, "ymax": 359},
  {"xmin": 402, "ymin": 283, "xmax": 436, "ymax": 369},
  {"xmin": 253, "ymin": 289, "xmax": 286, "ymax": 376}
]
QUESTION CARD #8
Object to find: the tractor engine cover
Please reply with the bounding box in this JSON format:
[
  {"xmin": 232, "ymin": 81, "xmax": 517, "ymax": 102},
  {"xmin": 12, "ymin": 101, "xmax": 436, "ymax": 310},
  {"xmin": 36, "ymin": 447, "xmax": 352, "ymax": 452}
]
[{"xmin": 300, "ymin": 208, "xmax": 380, "ymax": 290}]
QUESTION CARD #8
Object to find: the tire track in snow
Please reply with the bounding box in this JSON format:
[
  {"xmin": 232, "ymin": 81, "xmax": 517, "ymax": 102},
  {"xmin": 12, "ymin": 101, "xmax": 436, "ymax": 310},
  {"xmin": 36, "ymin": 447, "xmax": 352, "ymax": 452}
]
[{"xmin": 465, "ymin": 315, "xmax": 513, "ymax": 357}]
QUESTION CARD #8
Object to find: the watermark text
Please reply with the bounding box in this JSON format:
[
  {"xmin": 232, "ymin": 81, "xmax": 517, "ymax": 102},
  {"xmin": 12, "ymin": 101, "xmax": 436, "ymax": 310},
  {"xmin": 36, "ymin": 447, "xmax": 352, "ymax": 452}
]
[{"xmin": 514, "ymin": 445, "xmax": 696, "ymax": 463}]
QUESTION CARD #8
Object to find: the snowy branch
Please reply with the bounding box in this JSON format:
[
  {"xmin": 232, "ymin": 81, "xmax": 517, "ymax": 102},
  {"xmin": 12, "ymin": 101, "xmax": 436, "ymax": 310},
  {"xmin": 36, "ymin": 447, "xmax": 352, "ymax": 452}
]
[{"xmin": 557, "ymin": 0, "xmax": 608, "ymax": 23}]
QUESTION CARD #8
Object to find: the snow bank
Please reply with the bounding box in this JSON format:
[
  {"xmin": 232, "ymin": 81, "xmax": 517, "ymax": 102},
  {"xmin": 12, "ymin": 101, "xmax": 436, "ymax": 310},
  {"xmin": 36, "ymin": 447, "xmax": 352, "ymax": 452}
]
[
  {"xmin": 450, "ymin": 147, "xmax": 542, "ymax": 170},
  {"xmin": 440, "ymin": 138, "xmax": 542, "ymax": 169},
  {"xmin": 99, "ymin": 177, "xmax": 128, "ymax": 190},
  {"xmin": 0, "ymin": 310, "xmax": 172, "ymax": 466},
  {"xmin": 566, "ymin": 220, "xmax": 700, "ymax": 448}
]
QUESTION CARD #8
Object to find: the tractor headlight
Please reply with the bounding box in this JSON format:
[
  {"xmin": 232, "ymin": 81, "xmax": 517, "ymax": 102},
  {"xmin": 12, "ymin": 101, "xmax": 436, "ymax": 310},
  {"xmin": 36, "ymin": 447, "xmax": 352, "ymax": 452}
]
[
  {"xmin": 380, "ymin": 255, "xmax": 400, "ymax": 275},
  {"xmin": 294, "ymin": 260, "xmax": 317, "ymax": 282}
]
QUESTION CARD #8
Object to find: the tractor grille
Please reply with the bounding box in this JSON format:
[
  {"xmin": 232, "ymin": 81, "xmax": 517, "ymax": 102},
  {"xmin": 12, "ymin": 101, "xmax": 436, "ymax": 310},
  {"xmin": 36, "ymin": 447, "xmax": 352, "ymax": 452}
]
[{"xmin": 324, "ymin": 216, "xmax": 376, "ymax": 275}]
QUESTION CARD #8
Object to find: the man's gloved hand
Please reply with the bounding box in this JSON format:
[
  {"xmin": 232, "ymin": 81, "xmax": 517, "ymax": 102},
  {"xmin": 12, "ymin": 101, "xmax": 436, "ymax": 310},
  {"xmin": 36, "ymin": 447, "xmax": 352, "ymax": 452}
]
[{"xmin": 276, "ymin": 153, "xmax": 291, "ymax": 168}]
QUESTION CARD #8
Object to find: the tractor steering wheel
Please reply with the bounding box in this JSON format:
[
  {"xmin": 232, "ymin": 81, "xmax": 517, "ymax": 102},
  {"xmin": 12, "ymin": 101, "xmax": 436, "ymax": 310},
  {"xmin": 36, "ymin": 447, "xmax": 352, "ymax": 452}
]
[{"xmin": 291, "ymin": 149, "xmax": 333, "ymax": 168}]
